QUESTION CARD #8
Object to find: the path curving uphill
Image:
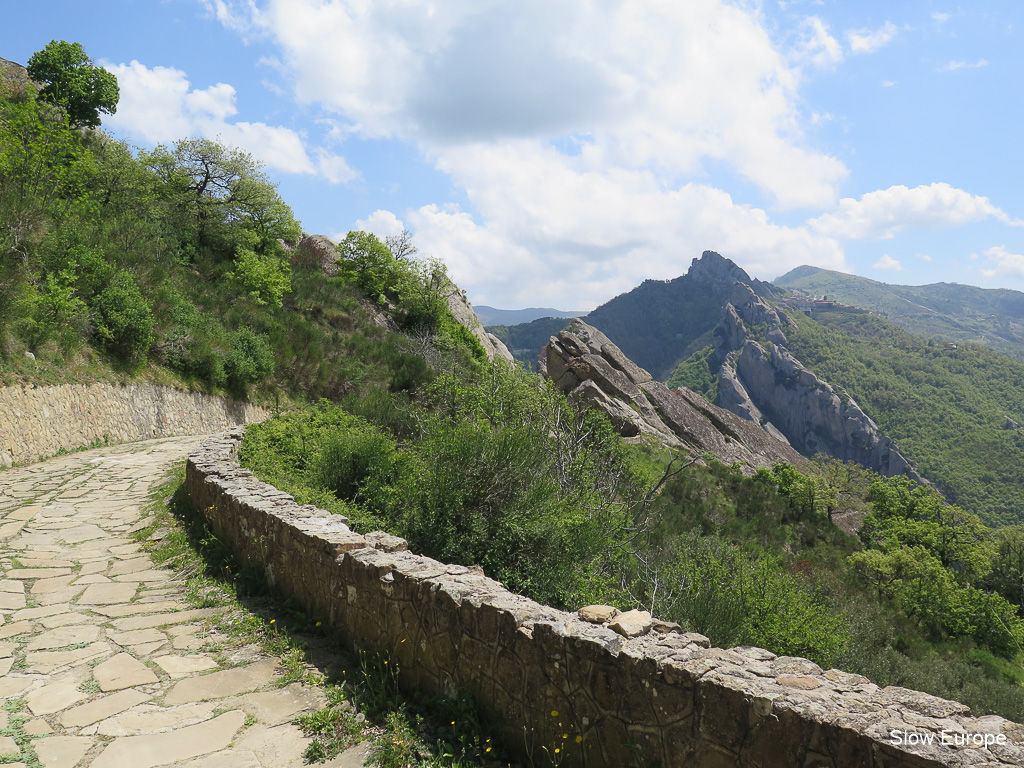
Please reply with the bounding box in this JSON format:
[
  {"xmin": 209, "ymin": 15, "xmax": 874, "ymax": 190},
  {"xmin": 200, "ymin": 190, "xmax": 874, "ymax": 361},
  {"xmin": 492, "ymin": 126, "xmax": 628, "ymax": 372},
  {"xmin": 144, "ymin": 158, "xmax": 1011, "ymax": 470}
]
[{"xmin": 0, "ymin": 437, "xmax": 362, "ymax": 768}]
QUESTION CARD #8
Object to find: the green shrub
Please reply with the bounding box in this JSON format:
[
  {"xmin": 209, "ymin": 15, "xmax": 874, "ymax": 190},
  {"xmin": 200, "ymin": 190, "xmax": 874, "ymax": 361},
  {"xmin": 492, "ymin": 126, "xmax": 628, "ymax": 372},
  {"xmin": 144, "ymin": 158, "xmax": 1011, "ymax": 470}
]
[
  {"xmin": 310, "ymin": 424, "xmax": 406, "ymax": 513},
  {"xmin": 224, "ymin": 326, "xmax": 274, "ymax": 390},
  {"xmin": 91, "ymin": 271, "xmax": 153, "ymax": 363},
  {"xmin": 14, "ymin": 271, "xmax": 88, "ymax": 353},
  {"xmin": 654, "ymin": 534, "xmax": 849, "ymax": 667},
  {"xmin": 160, "ymin": 296, "xmax": 227, "ymax": 387},
  {"xmin": 228, "ymin": 232, "xmax": 292, "ymax": 307}
]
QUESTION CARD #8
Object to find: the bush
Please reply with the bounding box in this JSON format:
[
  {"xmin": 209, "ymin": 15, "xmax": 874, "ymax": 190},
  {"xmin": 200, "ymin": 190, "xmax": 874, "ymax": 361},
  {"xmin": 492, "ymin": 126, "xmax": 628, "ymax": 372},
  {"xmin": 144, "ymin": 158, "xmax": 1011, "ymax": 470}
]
[
  {"xmin": 14, "ymin": 271, "xmax": 88, "ymax": 353},
  {"xmin": 91, "ymin": 271, "xmax": 153, "ymax": 363},
  {"xmin": 656, "ymin": 533, "xmax": 850, "ymax": 668},
  {"xmin": 224, "ymin": 326, "xmax": 274, "ymax": 390},
  {"xmin": 310, "ymin": 424, "xmax": 406, "ymax": 512},
  {"xmin": 160, "ymin": 296, "xmax": 226, "ymax": 387},
  {"xmin": 228, "ymin": 235, "xmax": 292, "ymax": 308}
]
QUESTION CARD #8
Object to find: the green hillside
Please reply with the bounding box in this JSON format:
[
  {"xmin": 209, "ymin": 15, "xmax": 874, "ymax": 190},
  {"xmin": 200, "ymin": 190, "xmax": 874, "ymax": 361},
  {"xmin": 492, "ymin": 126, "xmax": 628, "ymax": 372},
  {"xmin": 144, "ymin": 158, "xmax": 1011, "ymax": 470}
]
[
  {"xmin": 485, "ymin": 315, "xmax": 567, "ymax": 366},
  {"xmin": 776, "ymin": 266, "xmax": 1024, "ymax": 360},
  {"xmin": 782, "ymin": 309, "xmax": 1024, "ymax": 528},
  {"xmin": 0, "ymin": 48, "xmax": 483, "ymax": 401},
  {"xmin": 474, "ymin": 305, "xmax": 584, "ymax": 325}
]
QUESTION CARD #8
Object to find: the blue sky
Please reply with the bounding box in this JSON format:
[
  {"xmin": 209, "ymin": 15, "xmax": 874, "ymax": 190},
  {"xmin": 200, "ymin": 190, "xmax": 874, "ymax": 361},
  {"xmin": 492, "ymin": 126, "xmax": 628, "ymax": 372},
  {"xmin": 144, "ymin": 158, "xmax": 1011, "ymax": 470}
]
[{"xmin": 4, "ymin": 1, "xmax": 1024, "ymax": 310}]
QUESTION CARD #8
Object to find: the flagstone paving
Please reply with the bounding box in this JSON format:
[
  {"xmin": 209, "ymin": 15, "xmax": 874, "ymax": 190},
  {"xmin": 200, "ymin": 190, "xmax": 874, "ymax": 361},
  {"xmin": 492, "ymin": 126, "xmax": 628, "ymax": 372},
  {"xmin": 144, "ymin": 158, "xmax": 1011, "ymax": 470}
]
[{"xmin": 0, "ymin": 437, "xmax": 363, "ymax": 768}]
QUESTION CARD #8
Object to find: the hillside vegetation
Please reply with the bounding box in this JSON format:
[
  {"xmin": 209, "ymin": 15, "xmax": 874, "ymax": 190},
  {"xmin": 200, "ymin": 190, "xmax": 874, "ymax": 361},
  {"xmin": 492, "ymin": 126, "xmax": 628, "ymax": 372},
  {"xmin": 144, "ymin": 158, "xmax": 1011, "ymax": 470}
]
[
  {"xmin": 4, "ymin": 43, "xmax": 1024, "ymax": 732},
  {"xmin": 783, "ymin": 309, "xmax": 1024, "ymax": 528},
  {"xmin": 0, "ymin": 47, "xmax": 483, "ymax": 402},
  {"xmin": 776, "ymin": 265, "xmax": 1024, "ymax": 360}
]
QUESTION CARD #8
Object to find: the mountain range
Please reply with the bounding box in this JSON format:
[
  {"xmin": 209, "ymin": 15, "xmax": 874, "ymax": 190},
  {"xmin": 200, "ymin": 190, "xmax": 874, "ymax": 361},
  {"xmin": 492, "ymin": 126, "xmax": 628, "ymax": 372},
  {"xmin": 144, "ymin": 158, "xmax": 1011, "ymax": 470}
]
[
  {"xmin": 472, "ymin": 305, "xmax": 586, "ymax": 326},
  {"xmin": 493, "ymin": 252, "xmax": 1024, "ymax": 526}
]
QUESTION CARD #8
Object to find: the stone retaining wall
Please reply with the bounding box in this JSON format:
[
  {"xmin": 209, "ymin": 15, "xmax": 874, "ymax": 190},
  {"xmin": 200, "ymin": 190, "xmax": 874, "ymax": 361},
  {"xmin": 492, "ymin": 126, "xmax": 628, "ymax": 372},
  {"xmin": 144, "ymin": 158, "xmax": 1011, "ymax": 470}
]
[
  {"xmin": 0, "ymin": 382, "xmax": 268, "ymax": 467},
  {"xmin": 186, "ymin": 428, "xmax": 1024, "ymax": 768}
]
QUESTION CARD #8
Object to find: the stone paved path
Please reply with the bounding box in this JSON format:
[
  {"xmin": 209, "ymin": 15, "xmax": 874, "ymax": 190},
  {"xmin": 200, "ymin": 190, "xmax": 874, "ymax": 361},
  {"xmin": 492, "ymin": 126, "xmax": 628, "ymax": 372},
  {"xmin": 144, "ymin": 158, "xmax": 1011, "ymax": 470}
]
[{"xmin": 0, "ymin": 437, "xmax": 370, "ymax": 768}]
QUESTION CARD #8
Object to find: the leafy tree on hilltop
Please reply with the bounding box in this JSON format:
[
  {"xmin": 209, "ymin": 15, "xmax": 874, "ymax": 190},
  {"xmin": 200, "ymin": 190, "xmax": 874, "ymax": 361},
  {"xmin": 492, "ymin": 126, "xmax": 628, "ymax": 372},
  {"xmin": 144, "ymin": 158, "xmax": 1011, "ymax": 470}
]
[
  {"xmin": 27, "ymin": 40, "xmax": 119, "ymax": 128},
  {"xmin": 143, "ymin": 138, "xmax": 299, "ymax": 256}
]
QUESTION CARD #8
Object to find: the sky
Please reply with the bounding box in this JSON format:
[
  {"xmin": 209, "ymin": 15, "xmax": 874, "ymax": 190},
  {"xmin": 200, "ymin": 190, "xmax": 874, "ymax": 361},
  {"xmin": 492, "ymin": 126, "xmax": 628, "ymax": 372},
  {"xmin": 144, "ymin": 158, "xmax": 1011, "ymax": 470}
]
[{"xmin": 4, "ymin": 1, "xmax": 1024, "ymax": 310}]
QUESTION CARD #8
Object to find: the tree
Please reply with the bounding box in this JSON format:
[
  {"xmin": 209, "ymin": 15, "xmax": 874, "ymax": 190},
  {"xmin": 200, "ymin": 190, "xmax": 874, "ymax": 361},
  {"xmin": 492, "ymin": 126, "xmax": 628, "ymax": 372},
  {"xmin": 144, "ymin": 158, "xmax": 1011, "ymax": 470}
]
[
  {"xmin": 91, "ymin": 271, "xmax": 154, "ymax": 364},
  {"xmin": 335, "ymin": 231, "xmax": 399, "ymax": 303},
  {"xmin": 26, "ymin": 41, "xmax": 119, "ymax": 128},
  {"xmin": 0, "ymin": 97, "xmax": 88, "ymax": 261},
  {"xmin": 143, "ymin": 138, "xmax": 298, "ymax": 256},
  {"xmin": 228, "ymin": 230, "xmax": 292, "ymax": 308},
  {"xmin": 814, "ymin": 455, "xmax": 872, "ymax": 523}
]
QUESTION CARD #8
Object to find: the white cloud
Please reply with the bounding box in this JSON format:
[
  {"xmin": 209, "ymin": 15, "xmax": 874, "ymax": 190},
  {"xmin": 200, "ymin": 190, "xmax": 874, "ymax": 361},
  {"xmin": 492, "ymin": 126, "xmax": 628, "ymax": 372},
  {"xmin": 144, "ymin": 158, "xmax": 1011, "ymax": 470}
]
[
  {"xmin": 355, "ymin": 210, "xmax": 406, "ymax": 240},
  {"xmin": 200, "ymin": 0, "xmax": 258, "ymax": 35},
  {"xmin": 981, "ymin": 246, "xmax": 1024, "ymax": 278},
  {"xmin": 102, "ymin": 60, "xmax": 355, "ymax": 183},
  {"xmin": 941, "ymin": 59, "xmax": 989, "ymax": 72},
  {"xmin": 846, "ymin": 21, "xmax": 900, "ymax": 54},
  {"xmin": 792, "ymin": 17, "xmax": 843, "ymax": 70},
  {"xmin": 932, "ymin": 12, "xmax": 951, "ymax": 23},
  {"xmin": 917, "ymin": 253, "xmax": 933, "ymax": 262},
  {"xmin": 873, "ymin": 255, "xmax": 904, "ymax": 271},
  {"xmin": 881, "ymin": 80, "xmax": 898, "ymax": 87},
  {"xmin": 403, "ymin": 145, "xmax": 846, "ymax": 306},
  {"xmin": 211, "ymin": 0, "xmax": 847, "ymax": 210},
  {"xmin": 809, "ymin": 183, "xmax": 1021, "ymax": 240}
]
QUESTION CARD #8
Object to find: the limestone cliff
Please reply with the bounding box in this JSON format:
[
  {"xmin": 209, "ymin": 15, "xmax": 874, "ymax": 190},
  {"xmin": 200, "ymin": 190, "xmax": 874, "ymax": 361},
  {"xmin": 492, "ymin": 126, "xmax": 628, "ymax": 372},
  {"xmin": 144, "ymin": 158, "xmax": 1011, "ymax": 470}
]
[
  {"xmin": 543, "ymin": 319, "xmax": 804, "ymax": 471},
  {"xmin": 712, "ymin": 284, "xmax": 923, "ymax": 480}
]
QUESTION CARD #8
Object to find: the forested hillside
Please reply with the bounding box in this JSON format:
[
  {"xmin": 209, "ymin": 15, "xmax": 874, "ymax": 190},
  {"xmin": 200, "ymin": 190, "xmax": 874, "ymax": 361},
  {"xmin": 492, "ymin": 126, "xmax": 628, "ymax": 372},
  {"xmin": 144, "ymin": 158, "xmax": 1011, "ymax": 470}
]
[
  {"xmin": 783, "ymin": 309, "xmax": 1024, "ymax": 527},
  {"xmin": 776, "ymin": 265, "xmax": 1024, "ymax": 360},
  {"xmin": 0, "ymin": 44, "xmax": 483, "ymax": 402}
]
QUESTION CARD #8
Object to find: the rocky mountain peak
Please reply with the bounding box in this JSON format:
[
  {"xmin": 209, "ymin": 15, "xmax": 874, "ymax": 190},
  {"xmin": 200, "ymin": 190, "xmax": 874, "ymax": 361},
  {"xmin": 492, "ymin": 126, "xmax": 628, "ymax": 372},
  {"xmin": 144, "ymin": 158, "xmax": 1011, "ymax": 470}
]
[
  {"xmin": 687, "ymin": 251, "xmax": 777, "ymax": 299},
  {"xmin": 688, "ymin": 251, "xmax": 752, "ymax": 285}
]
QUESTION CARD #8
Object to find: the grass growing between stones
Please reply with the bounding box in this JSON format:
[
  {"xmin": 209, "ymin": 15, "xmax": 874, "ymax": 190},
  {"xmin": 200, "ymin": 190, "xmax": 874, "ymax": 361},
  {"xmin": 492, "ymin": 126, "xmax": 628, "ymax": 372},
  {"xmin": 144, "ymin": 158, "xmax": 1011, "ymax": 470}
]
[
  {"xmin": 0, "ymin": 700, "xmax": 41, "ymax": 768},
  {"xmin": 136, "ymin": 462, "xmax": 518, "ymax": 767}
]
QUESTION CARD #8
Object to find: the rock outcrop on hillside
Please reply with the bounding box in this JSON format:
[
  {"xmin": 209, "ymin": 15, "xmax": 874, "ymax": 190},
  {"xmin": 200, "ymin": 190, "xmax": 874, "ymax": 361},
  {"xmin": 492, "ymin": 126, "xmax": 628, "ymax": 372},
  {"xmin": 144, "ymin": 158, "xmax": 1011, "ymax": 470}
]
[
  {"xmin": 0, "ymin": 57, "xmax": 31, "ymax": 98},
  {"xmin": 543, "ymin": 319, "xmax": 804, "ymax": 471},
  {"xmin": 290, "ymin": 232, "xmax": 513, "ymax": 363},
  {"xmin": 687, "ymin": 249, "xmax": 777, "ymax": 299},
  {"xmin": 443, "ymin": 284, "xmax": 515, "ymax": 364},
  {"xmin": 713, "ymin": 284, "xmax": 923, "ymax": 480}
]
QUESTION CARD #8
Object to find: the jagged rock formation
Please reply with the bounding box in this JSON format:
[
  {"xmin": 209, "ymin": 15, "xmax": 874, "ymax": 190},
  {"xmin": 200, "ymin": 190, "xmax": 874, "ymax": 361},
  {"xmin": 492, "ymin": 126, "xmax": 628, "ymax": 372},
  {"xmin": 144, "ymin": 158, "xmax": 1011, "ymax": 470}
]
[
  {"xmin": 442, "ymin": 284, "xmax": 515, "ymax": 364},
  {"xmin": 543, "ymin": 319, "xmax": 804, "ymax": 471},
  {"xmin": 713, "ymin": 283, "xmax": 923, "ymax": 480},
  {"xmin": 687, "ymin": 249, "xmax": 777, "ymax": 299}
]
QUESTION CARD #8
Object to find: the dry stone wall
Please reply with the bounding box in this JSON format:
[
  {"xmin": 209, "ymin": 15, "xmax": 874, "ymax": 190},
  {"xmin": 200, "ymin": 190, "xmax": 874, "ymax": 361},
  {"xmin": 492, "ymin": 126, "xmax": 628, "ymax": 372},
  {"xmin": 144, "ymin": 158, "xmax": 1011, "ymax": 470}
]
[
  {"xmin": 0, "ymin": 382, "xmax": 268, "ymax": 467},
  {"xmin": 186, "ymin": 428, "xmax": 1024, "ymax": 768}
]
